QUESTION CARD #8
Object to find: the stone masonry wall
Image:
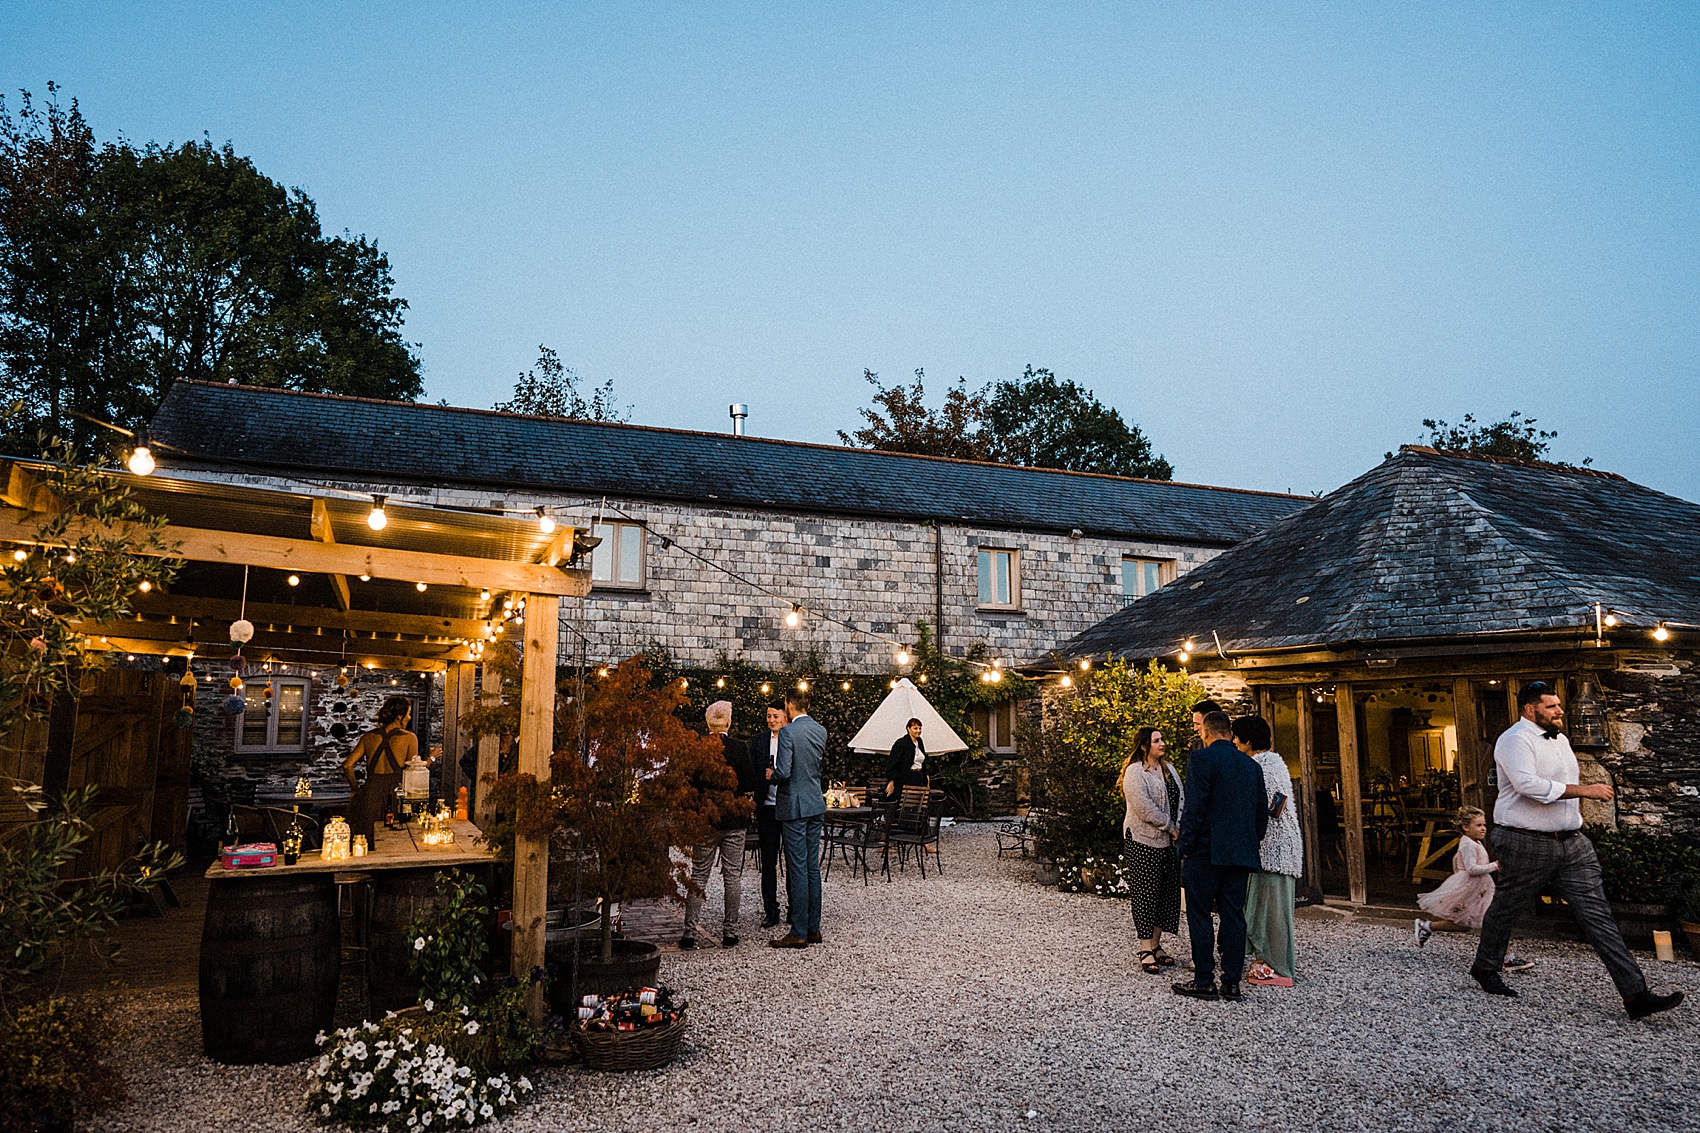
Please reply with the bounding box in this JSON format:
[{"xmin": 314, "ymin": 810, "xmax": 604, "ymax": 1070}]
[{"xmin": 1599, "ymin": 651, "xmax": 1700, "ymax": 837}]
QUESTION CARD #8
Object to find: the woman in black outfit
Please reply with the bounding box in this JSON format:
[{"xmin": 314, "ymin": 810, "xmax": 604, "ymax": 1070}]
[{"xmin": 883, "ymin": 718, "xmax": 928, "ymax": 801}]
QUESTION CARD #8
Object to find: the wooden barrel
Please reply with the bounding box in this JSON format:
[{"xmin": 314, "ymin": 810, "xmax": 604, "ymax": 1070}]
[
  {"xmin": 367, "ymin": 870, "xmax": 443, "ymax": 1015},
  {"xmin": 199, "ymin": 874, "xmax": 340, "ymax": 1065}
]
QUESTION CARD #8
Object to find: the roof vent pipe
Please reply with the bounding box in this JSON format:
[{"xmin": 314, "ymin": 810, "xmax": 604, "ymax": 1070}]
[{"xmin": 729, "ymin": 403, "xmax": 748, "ymax": 436}]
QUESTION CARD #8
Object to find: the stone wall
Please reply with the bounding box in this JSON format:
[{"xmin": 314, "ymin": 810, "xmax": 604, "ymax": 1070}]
[{"xmin": 1599, "ymin": 651, "xmax": 1700, "ymax": 836}]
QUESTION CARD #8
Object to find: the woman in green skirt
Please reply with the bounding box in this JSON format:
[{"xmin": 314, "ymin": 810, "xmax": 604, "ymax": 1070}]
[{"xmin": 1232, "ymin": 715, "xmax": 1302, "ymax": 983}]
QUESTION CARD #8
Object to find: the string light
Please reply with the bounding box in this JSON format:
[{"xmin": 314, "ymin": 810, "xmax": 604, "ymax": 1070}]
[
  {"xmin": 716, "ymin": 676, "xmax": 726, "ymax": 688},
  {"xmin": 137, "ymin": 580, "xmax": 153, "ymax": 593},
  {"xmin": 286, "ymin": 574, "xmax": 300, "ymax": 587},
  {"xmin": 1178, "ymin": 648, "xmax": 1191, "ymax": 663},
  {"xmin": 797, "ymin": 680, "xmax": 809, "ymax": 692},
  {"xmin": 917, "ymin": 674, "xmax": 927, "ymax": 683},
  {"xmin": 896, "ymin": 647, "xmax": 911, "ymax": 666},
  {"xmin": 480, "ymin": 589, "xmax": 491, "ymax": 602},
  {"xmin": 1060, "ymin": 674, "xmax": 1073, "ymax": 687},
  {"xmin": 62, "ymin": 551, "xmax": 75, "ymax": 564},
  {"xmin": 126, "ymin": 429, "xmax": 155, "ymax": 476},
  {"xmin": 841, "ymin": 681, "xmax": 851, "ymax": 691},
  {"xmin": 760, "ymin": 682, "xmax": 771, "ymax": 694},
  {"xmin": 535, "ymin": 507, "xmax": 556, "ymax": 534},
  {"xmin": 784, "ymin": 605, "xmax": 802, "ymax": 629},
  {"xmin": 1653, "ymin": 623, "xmax": 1671, "ymax": 642},
  {"xmin": 1079, "ymin": 658, "xmax": 1092, "ymax": 672},
  {"xmin": 359, "ymin": 573, "xmax": 371, "ymax": 582},
  {"xmin": 1603, "ymin": 613, "xmax": 1619, "ymax": 627},
  {"xmin": 416, "ymin": 581, "xmax": 428, "ymax": 592},
  {"xmin": 889, "ymin": 679, "xmax": 898, "ymax": 689},
  {"xmin": 597, "ymin": 665, "xmax": 610, "ymax": 677},
  {"xmin": 367, "ymin": 495, "xmax": 389, "ymax": 531},
  {"xmin": 10, "ymin": 549, "xmax": 26, "ymax": 562}
]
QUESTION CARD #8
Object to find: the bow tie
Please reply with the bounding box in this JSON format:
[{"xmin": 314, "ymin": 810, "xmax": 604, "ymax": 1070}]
[{"xmin": 1541, "ymin": 727, "xmax": 1561, "ymax": 740}]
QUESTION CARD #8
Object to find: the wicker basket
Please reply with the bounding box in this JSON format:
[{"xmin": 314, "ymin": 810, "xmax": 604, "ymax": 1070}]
[{"xmin": 570, "ymin": 1012, "xmax": 688, "ymax": 1072}]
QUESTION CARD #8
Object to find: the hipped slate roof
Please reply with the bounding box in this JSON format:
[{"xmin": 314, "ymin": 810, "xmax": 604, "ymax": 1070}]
[
  {"xmin": 149, "ymin": 382, "xmax": 1307, "ymax": 545},
  {"xmin": 1058, "ymin": 447, "xmax": 1700, "ymax": 660}
]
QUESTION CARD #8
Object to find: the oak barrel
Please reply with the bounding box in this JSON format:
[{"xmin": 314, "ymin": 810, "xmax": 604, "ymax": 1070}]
[
  {"xmin": 367, "ymin": 870, "xmax": 442, "ymax": 1015},
  {"xmin": 199, "ymin": 874, "xmax": 340, "ymax": 1064}
]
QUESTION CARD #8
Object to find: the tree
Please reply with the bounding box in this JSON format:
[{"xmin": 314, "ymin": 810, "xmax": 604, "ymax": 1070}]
[
  {"xmin": 1409, "ymin": 411, "xmax": 1590, "ymax": 466},
  {"xmin": 492, "ymin": 345, "xmax": 628, "ymax": 421},
  {"xmin": 839, "ymin": 365, "xmax": 1172, "ymax": 478},
  {"xmin": 984, "ymin": 366, "xmax": 1172, "ymax": 479},
  {"xmin": 0, "ymin": 86, "xmax": 422, "ymax": 457}
]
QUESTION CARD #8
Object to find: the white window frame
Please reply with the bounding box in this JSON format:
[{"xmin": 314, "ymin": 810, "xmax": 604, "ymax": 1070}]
[
  {"xmin": 234, "ymin": 676, "xmax": 312, "ymax": 755},
  {"xmin": 590, "ymin": 521, "xmax": 646, "ymax": 589},
  {"xmin": 971, "ymin": 702, "xmax": 1019, "ymax": 754},
  {"xmin": 977, "ymin": 547, "xmax": 1021, "ymax": 611},
  {"xmin": 1121, "ymin": 556, "xmax": 1172, "ymax": 607}
]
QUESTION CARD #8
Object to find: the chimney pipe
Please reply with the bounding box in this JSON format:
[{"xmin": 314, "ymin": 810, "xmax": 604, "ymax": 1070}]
[{"xmin": 729, "ymin": 403, "xmax": 748, "ymax": 436}]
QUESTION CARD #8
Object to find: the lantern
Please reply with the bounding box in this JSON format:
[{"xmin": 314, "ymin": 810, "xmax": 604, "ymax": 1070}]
[{"xmin": 1568, "ymin": 678, "xmax": 1609, "ymax": 749}]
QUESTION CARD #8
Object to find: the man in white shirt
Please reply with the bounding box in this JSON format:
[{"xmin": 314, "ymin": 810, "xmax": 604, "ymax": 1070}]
[
  {"xmin": 1472, "ymin": 682, "xmax": 1683, "ymax": 1019},
  {"xmin": 754, "ymin": 701, "xmax": 788, "ymax": 929}
]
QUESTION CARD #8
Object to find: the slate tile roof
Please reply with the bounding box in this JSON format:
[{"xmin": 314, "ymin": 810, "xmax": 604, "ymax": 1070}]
[
  {"xmin": 148, "ymin": 381, "xmax": 1307, "ymax": 545},
  {"xmin": 1058, "ymin": 447, "xmax": 1700, "ymax": 661}
]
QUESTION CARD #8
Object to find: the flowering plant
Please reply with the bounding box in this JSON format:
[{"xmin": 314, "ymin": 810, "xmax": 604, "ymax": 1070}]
[
  {"xmin": 405, "ymin": 870, "xmax": 490, "ymax": 1011},
  {"xmin": 305, "ymin": 1003, "xmax": 533, "ymax": 1130},
  {"xmin": 1055, "ymin": 853, "xmax": 1132, "ymax": 898}
]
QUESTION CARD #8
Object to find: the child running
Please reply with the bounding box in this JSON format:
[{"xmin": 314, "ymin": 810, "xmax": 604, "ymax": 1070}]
[{"xmin": 1415, "ymin": 806, "xmax": 1533, "ymax": 971}]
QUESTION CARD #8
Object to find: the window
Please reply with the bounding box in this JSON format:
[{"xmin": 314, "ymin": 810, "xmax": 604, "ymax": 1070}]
[
  {"xmin": 235, "ymin": 677, "xmax": 311, "ymax": 754},
  {"xmin": 590, "ymin": 521, "xmax": 645, "ymax": 588},
  {"xmin": 1121, "ymin": 557, "xmax": 1170, "ymax": 607},
  {"xmin": 971, "ymin": 702, "xmax": 1018, "ymax": 754},
  {"xmin": 977, "ymin": 547, "xmax": 1019, "ymax": 609}
]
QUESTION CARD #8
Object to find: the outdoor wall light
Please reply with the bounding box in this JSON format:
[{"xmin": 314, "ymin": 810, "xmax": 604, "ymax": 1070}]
[{"xmin": 367, "ymin": 495, "xmax": 389, "ymax": 530}]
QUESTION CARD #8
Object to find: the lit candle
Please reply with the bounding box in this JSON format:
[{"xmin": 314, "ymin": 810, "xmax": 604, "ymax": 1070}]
[{"xmin": 1653, "ymin": 930, "xmax": 1676, "ymax": 962}]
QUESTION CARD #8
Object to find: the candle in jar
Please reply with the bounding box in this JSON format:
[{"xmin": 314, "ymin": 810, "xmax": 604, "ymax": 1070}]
[{"xmin": 352, "ymin": 835, "xmax": 367, "ymax": 857}]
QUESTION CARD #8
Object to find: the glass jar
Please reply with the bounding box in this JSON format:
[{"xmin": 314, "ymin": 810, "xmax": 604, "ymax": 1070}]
[{"xmin": 322, "ymin": 814, "xmax": 351, "ymax": 861}]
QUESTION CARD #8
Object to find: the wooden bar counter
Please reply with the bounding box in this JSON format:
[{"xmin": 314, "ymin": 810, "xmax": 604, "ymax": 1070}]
[{"xmin": 198, "ymin": 819, "xmax": 496, "ymax": 1064}]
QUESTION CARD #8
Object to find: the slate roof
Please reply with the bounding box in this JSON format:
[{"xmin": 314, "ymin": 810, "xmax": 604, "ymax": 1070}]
[
  {"xmin": 148, "ymin": 381, "xmax": 1308, "ymax": 545},
  {"xmin": 1057, "ymin": 447, "xmax": 1700, "ymax": 661}
]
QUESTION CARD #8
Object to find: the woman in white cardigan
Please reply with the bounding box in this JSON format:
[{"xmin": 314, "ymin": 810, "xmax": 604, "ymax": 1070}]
[
  {"xmin": 1121, "ymin": 727, "xmax": 1186, "ymax": 974},
  {"xmin": 1232, "ymin": 715, "xmax": 1303, "ymax": 982}
]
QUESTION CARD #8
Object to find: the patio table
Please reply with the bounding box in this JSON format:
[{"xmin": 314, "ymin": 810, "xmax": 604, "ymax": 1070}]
[{"xmin": 198, "ymin": 818, "xmax": 495, "ymax": 1065}]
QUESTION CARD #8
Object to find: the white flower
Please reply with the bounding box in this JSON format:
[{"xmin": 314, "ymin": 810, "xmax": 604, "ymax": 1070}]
[
  {"xmin": 462, "ymin": 1021, "xmax": 479, "ymax": 1035},
  {"xmin": 315, "ymin": 1029, "xmax": 328, "ymax": 1045},
  {"xmin": 479, "ymin": 1104, "xmax": 494, "ymax": 1119},
  {"xmin": 320, "ymin": 1104, "xmax": 331, "ymax": 1116},
  {"xmin": 414, "ymin": 937, "xmax": 426, "ymax": 952},
  {"xmin": 517, "ymin": 1076, "xmax": 532, "ymax": 1092},
  {"xmin": 423, "ymin": 998, "xmax": 435, "ymax": 1012}
]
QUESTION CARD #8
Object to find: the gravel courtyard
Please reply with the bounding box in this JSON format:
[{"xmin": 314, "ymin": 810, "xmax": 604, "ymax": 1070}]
[{"xmin": 91, "ymin": 826, "xmax": 1696, "ymax": 1133}]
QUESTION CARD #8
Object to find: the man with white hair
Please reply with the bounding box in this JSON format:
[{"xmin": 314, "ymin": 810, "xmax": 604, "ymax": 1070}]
[{"xmin": 680, "ymin": 700, "xmax": 755, "ymax": 949}]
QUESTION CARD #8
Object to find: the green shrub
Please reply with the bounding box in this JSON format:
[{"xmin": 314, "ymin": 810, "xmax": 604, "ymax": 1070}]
[
  {"xmin": 0, "ymin": 993, "xmax": 125, "ymax": 1132},
  {"xmin": 1586, "ymin": 825, "xmax": 1700, "ymax": 904}
]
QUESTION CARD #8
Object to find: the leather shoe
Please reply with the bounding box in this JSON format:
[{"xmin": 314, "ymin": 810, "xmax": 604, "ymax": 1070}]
[
  {"xmin": 677, "ymin": 936, "xmax": 696, "ymax": 951},
  {"xmin": 1219, "ymin": 982, "xmax": 1243, "ymax": 1002},
  {"xmin": 721, "ymin": 933, "xmax": 739, "ymax": 948},
  {"xmin": 1625, "ymin": 989, "xmax": 1684, "ymax": 1019},
  {"xmin": 1470, "ymin": 966, "xmax": 1518, "ymax": 997},
  {"xmin": 769, "ymin": 933, "xmax": 808, "ymax": 949},
  {"xmin": 1171, "ymin": 979, "xmax": 1219, "ymax": 1000},
  {"xmin": 806, "ymin": 932, "xmax": 823, "ymax": 944},
  {"xmin": 761, "ymin": 914, "xmax": 781, "ymax": 929}
]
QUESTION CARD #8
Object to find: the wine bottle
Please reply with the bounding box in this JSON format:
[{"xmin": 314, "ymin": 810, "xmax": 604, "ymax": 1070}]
[{"xmin": 221, "ymin": 809, "xmax": 240, "ymax": 850}]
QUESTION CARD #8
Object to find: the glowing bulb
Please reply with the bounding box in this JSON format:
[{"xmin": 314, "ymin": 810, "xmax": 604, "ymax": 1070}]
[
  {"xmin": 1603, "ymin": 614, "xmax": 1618, "ymax": 627},
  {"xmin": 62, "ymin": 551, "xmax": 76, "ymax": 564},
  {"xmin": 784, "ymin": 606, "xmax": 801, "ymax": 628},
  {"xmin": 286, "ymin": 574, "xmax": 300, "ymax": 587},
  {"xmin": 889, "ymin": 679, "xmax": 898, "ymax": 688},
  {"xmin": 1060, "ymin": 674, "xmax": 1073, "ymax": 687},
  {"xmin": 797, "ymin": 680, "xmax": 809, "ymax": 692},
  {"xmin": 367, "ymin": 495, "xmax": 389, "ymax": 530},
  {"xmin": 680, "ymin": 678, "xmax": 688, "ymax": 689},
  {"xmin": 1183, "ymin": 639, "xmax": 1197, "ymax": 653},
  {"xmin": 503, "ymin": 599, "xmax": 515, "ymax": 611},
  {"xmin": 841, "ymin": 681, "xmax": 851, "ymax": 691},
  {"xmin": 1179, "ymin": 650, "xmax": 1191, "ymax": 663},
  {"xmin": 10, "ymin": 549, "xmax": 26, "ymax": 562},
  {"xmin": 990, "ymin": 670, "xmax": 1002, "ymax": 683},
  {"xmin": 896, "ymin": 648, "xmax": 911, "ymax": 666},
  {"xmin": 716, "ymin": 677, "xmax": 726, "ymax": 688},
  {"xmin": 598, "ymin": 666, "xmax": 610, "ymax": 677},
  {"xmin": 917, "ymin": 674, "xmax": 927, "ymax": 683},
  {"xmin": 760, "ymin": 682, "xmax": 771, "ymax": 694},
  {"xmin": 1653, "ymin": 623, "xmax": 1671, "ymax": 642},
  {"xmin": 480, "ymin": 589, "xmax": 491, "ymax": 602},
  {"xmin": 416, "ymin": 581, "xmax": 427, "ymax": 591},
  {"xmin": 359, "ymin": 573, "xmax": 371, "ymax": 582},
  {"xmin": 127, "ymin": 442, "xmax": 155, "ymax": 477},
  {"xmin": 1079, "ymin": 658, "xmax": 1091, "ymax": 671},
  {"xmin": 536, "ymin": 507, "xmax": 556, "ymax": 534},
  {"xmin": 137, "ymin": 579, "xmax": 153, "ymax": 593}
]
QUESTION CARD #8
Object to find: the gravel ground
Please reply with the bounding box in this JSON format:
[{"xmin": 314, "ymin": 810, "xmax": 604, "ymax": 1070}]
[{"xmin": 89, "ymin": 826, "xmax": 1697, "ymax": 1133}]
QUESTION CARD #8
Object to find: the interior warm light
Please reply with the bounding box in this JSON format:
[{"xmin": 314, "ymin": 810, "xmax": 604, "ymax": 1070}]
[
  {"xmin": 367, "ymin": 495, "xmax": 388, "ymax": 530},
  {"xmin": 536, "ymin": 507, "xmax": 556, "ymax": 534}
]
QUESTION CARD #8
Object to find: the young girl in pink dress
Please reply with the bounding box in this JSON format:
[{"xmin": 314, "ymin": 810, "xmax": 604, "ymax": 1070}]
[{"xmin": 1415, "ymin": 806, "xmax": 1532, "ymax": 970}]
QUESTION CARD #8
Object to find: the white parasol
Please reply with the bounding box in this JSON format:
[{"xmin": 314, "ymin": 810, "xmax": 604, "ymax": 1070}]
[{"xmin": 846, "ymin": 678, "xmax": 969, "ymax": 754}]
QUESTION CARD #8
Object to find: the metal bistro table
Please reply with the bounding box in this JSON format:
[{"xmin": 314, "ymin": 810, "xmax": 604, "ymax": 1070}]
[{"xmin": 198, "ymin": 817, "xmax": 495, "ymax": 1065}]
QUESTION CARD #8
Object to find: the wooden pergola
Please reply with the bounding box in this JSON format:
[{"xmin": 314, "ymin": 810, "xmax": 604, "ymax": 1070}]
[{"xmin": 1, "ymin": 459, "xmax": 589, "ymax": 1009}]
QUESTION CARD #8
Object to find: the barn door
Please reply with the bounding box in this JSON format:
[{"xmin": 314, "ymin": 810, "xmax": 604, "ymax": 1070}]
[{"xmin": 50, "ymin": 669, "xmax": 172, "ymax": 879}]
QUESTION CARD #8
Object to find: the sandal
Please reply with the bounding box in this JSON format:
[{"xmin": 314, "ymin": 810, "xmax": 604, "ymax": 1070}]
[
  {"xmin": 1248, "ymin": 961, "xmax": 1277, "ymax": 982},
  {"xmin": 1138, "ymin": 949, "xmax": 1162, "ymax": 974},
  {"xmin": 1153, "ymin": 948, "xmax": 1177, "ymax": 967}
]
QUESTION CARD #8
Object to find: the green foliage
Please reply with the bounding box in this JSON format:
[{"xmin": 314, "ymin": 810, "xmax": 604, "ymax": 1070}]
[
  {"xmin": 1024, "ymin": 659, "xmax": 1203, "ymax": 863},
  {"xmin": 0, "ymin": 781, "xmax": 183, "ymax": 1001},
  {"xmin": 1399, "ymin": 411, "xmax": 1592, "ymax": 468},
  {"xmin": 1586, "ymin": 825, "xmax": 1700, "ymax": 905},
  {"xmin": 1054, "ymin": 852, "xmax": 1132, "ymax": 898},
  {"xmin": 0, "ymin": 992, "xmax": 126, "ymax": 1131},
  {"xmin": 0, "ymin": 85, "xmax": 420, "ymax": 456},
  {"xmin": 838, "ymin": 365, "xmax": 1173, "ymax": 479},
  {"xmin": 493, "ymin": 345, "xmax": 628, "ymax": 421},
  {"xmin": 405, "ymin": 870, "xmax": 492, "ymax": 1012},
  {"xmin": 1675, "ymin": 873, "xmax": 1700, "ymax": 924}
]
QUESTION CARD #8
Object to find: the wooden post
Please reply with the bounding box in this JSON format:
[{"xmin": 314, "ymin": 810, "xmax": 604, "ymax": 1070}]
[
  {"xmin": 440, "ymin": 662, "xmax": 476, "ymax": 803},
  {"xmin": 1295, "ymin": 688, "xmax": 1323, "ymax": 902},
  {"xmin": 1453, "ymin": 678, "xmax": 1488, "ymax": 814},
  {"xmin": 472, "ymin": 664, "xmax": 502, "ymax": 824},
  {"xmin": 512, "ymin": 593, "xmax": 559, "ymax": 1021},
  {"xmin": 1335, "ymin": 683, "xmax": 1368, "ymax": 905}
]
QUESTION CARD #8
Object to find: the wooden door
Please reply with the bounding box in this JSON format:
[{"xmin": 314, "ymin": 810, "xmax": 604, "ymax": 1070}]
[{"xmin": 47, "ymin": 669, "xmax": 172, "ymax": 878}]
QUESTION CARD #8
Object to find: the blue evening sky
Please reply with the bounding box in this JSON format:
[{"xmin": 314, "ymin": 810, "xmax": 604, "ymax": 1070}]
[{"xmin": 6, "ymin": 3, "xmax": 1698, "ymax": 500}]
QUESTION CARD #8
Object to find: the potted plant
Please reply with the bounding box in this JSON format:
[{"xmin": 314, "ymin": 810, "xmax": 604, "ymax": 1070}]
[
  {"xmin": 1676, "ymin": 874, "xmax": 1700, "ymax": 961},
  {"xmin": 486, "ymin": 657, "xmax": 748, "ymax": 1012},
  {"xmin": 1589, "ymin": 826, "xmax": 1700, "ymax": 946}
]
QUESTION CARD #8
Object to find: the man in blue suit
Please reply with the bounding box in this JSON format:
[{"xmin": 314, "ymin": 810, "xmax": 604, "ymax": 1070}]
[
  {"xmin": 1173, "ymin": 710, "xmax": 1268, "ymax": 1000},
  {"xmin": 768, "ymin": 688, "xmax": 827, "ymax": 948}
]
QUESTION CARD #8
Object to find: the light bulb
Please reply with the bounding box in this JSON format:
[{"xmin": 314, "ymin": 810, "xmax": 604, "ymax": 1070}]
[
  {"xmin": 536, "ymin": 507, "xmax": 556, "ymax": 534},
  {"xmin": 917, "ymin": 674, "xmax": 927, "ymax": 683},
  {"xmin": 1183, "ymin": 639, "xmax": 1197, "ymax": 653},
  {"xmin": 1179, "ymin": 650, "xmax": 1191, "ymax": 663},
  {"xmin": 127, "ymin": 435, "xmax": 155, "ymax": 477},
  {"xmin": 841, "ymin": 681, "xmax": 851, "ymax": 691},
  {"xmin": 896, "ymin": 648, "xmax": 911, "ymax": 666},
  {"xmin": 797, "ymin": 680, "xmax": 809, "ymax": 692},
  {"xmin": 416, "ymin": 581, "xmax": 428, "ymax": 592},
  {"xmin": 1603, "ymin": 614, "xmax": 1618, "ymax": 627},
  {"xmin": 359, "ymin": 573, "xmax": 371, "ymax": 582},
  {"xmin": 1060, "ymin": 674, "xmax": 1073, "ymax": 687},
  {"xmin": 367, "ymin": 495, "xmax": 388, "ymax": 530},
  {"xmin": 889, "ymin": 679, "xmax": 897, "ymax": 689},
  {"xmin": 1079, "ymin": 658, "xmax": 1091, "ymax": 671},
  {"xmin": 1653, "ymin": 623, "xmax": 1671, "ymax": 642},
  {"xmin": 137, "ymin": 580, "xmax": 153, "ymax": 593},
  {"xmin": 784, "ymin": 606, "xmax": 801, "ymax": 628},
  {"xmin": 760, "ymin": 682, "xmax": 771, "ymax": 694},
  {"xmin": 480, "ymin": 589, "xmax": 491, "ymax": 602},
  {"xmin": 10, "ymin": 549, "xmax": 26, "ymax": 562},
  {"xmin": 716, "ymin": 677, "xmax": 726, "ymax": 688},
  {"xmin": 286, "ymin": 574, "xmax": 300, "ymax": 587}
]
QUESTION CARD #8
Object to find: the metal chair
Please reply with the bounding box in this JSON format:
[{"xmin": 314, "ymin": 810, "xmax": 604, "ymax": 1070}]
[
  {"xmin": 883, "ymin": 785, "xmax": 942, "ymax": 878},
  {"xmin": 824, "ymin": 807, "xmax": 885, "ymax": 885}
]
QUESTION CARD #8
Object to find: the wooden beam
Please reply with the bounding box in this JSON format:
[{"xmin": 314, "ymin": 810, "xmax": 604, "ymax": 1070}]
[
  {"xmin": 472, "ymin": 662, "xmax": 502, "ymax": 824},
  {"xmin": 78, "ymin": 618, "xmax": 476, "ymax": 662},
  {"xmin": 1295, "ymin": 687, "xmax": 1323, "ymax": 904},
  {"xmin": 310, "ymin": 499, "xmax": 353, "ymax": 611},
  {"xmin": 1335, "ymin": 683, "xmax": 1367, "ymax": 905},
  {"xmin": 128, "ymin": 593, "xmax": 491, "ymax": 641},
  {"xmin": 0, "ymin": 507, "xmax": 591, "ymax": 597},
  {"xmin": 513, "ymin": 592, "xmax": 558, "ymax": 1023}
]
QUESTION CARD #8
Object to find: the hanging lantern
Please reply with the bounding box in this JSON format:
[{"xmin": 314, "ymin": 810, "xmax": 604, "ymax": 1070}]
[{"xmin": 1568, "ymin": 678, "xmax": 1609, "ymax": 749}]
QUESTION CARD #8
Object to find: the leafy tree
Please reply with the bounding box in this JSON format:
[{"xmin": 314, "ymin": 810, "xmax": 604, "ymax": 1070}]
[
  {"xmin": 836, "ymin": 368, "xmax": 993, "ymax": 461},
  {"xmin": 839, "ymin": 364, "xmax": 1172, "ymax": 478},
  {"xmin": 984, "ymin": 365, "xmax": 1172, "ymax": 479},
  {"xmin": 1024, "ymin": 659, "xmax": 1203, "ymax": 863},
  {"xmin": 0, "ymin": 86, "xmax": 421, "ymax": 456},
  {"xmin": 1409, "ymin": 411, "xmax": 1590, "ymax": 466},
  {"xmin": 492, "ymin": 345, "xmax": 627, "ymax": 421}
]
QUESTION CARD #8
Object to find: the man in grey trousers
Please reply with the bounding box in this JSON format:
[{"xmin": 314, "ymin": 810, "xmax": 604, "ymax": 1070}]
[
  {"xmin": 768, "ymin": 688, "xmax": 827, "ymax": 948},
  {"xmin": 1473, "ymin": 682, "xmax": 1683, "ymax": 1019}
]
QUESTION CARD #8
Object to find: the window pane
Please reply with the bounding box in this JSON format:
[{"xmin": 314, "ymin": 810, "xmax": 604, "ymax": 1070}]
[
  {"xmin": 978, "ymin": 550, "xmax": 992, "ymax": 605},
  {"xmin": 240, "ymin": 688, "xmax": 269, "ymax": 746},
  {"xmin": 590, "ymin": 523, "xmax": 614, "ymax": 582},
  {"xmin": 1122, "ymin": 559, "xmax": 1137, "ymax": 597},
  {"xmin": 276, "ymin": 683, "xmax": 306, "ymax": 747},
  {"xmin": 618, "ymin": 524, "xmax": 643, "ymax": 584},
  {"xmin": 996, "ymin": 551, "xmax": 1011, "ymax": 604},
  {"xmin": 1144, "ymin": 561, "xmax": 1162, "ymax": 595}
]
